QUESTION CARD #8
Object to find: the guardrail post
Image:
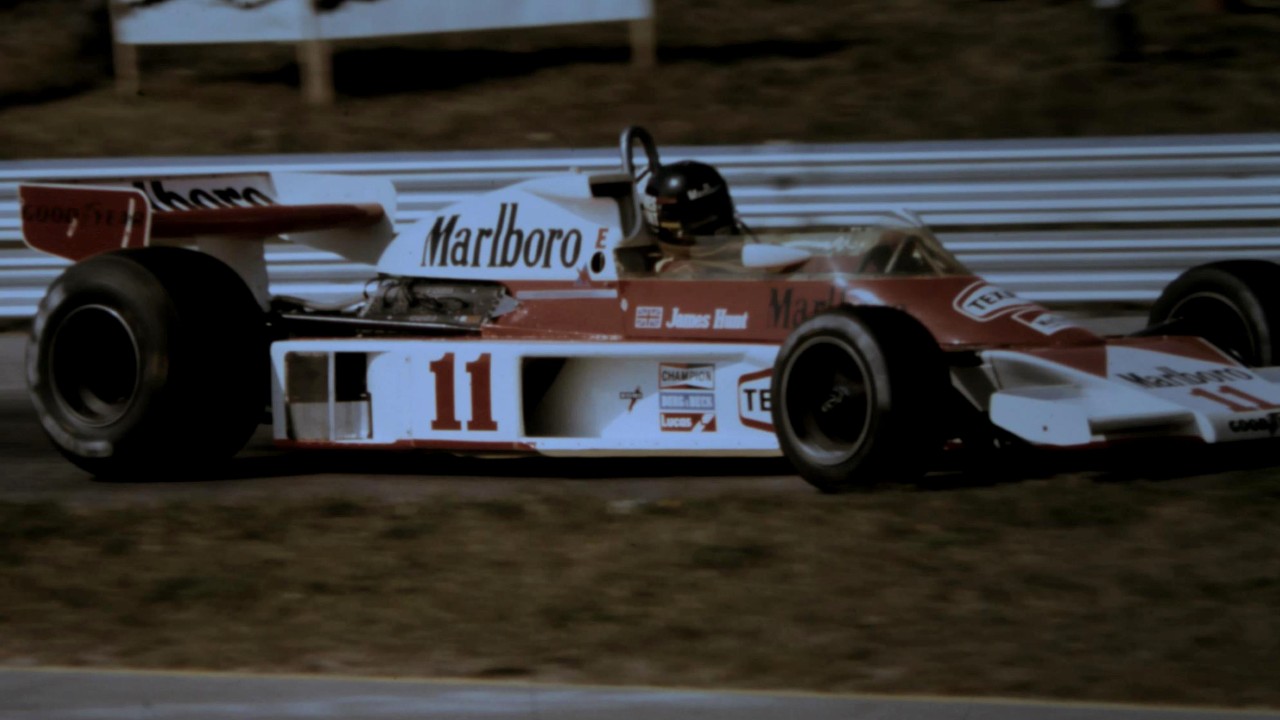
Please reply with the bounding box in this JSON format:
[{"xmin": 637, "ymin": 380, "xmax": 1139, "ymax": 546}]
[
  {"xmin": 113, "ymin": 42, "xmax": 140, "ymax": 96},
  {"xmin": 1093, "ymin": 0, "xmax": 1142, "ymax": 62},
  {"xmin": 629, "ymin": 15, "xmax": 656, "ymax": 69},
  {"xmin": 298, "ymin": 39, "xmax": 335, "ymax": 106}
]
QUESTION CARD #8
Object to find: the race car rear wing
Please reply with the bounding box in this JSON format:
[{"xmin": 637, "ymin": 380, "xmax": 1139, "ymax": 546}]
[{"xmin": 18, "ymin": 171, "xmax": 398, "ymax": 266}]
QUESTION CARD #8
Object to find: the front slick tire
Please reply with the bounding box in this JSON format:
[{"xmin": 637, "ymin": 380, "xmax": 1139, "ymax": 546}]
[
  {"xmin": 28, "ymin": 247, "xmax": 267, "ymax": 479},
  {"xmin": 1147, "ymin": 260, "xmax": 1280, "ymax": 367},
  {"xmin": 771, "ymin": 307, "xmax": 947, "ymax": 493}
]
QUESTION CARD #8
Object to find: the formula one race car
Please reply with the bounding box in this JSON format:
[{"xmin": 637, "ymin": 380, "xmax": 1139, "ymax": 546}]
[{"xmin": 19, "ymin": 127, "xmax": 1280, "ymax": 491}]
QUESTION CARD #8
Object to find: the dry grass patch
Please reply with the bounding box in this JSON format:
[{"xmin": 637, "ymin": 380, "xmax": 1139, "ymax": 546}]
[{"xmin": 1, "ymin": 470, "xmax": 1278, "ymax": 708}]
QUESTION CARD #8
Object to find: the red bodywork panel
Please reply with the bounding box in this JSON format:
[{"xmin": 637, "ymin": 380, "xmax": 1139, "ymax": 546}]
[
  {"xmin": 20, "ymin": 183, "xmax": 383, "ymax": 261},
  {"xmin": 19, "ymin": 185, "xmax": 151, "ymax": 260},
  {"xmin": 149, "ymin": 203, "xmax": 384, "ymax": 239},
  {"xmin": 496, "ymin": 275, "xmax": 1102, "ymax": 350}
]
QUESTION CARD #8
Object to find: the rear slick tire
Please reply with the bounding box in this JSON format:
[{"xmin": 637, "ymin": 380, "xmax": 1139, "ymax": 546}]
[
  {"xmin": 770, "ymin": 307, "xmax": 948, "ymax": 493},
  {"xmin": 27, "ymin": 247, "xmax": 268, "ymax": 479}
]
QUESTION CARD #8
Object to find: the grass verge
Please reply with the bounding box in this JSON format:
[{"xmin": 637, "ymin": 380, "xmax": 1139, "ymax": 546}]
[{"xmin": 1, "ymin": 471, "xmax": 1278, "ymax": 708}]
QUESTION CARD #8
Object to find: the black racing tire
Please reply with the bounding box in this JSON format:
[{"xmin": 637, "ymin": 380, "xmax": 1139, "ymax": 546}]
[
  {"xmin": 770, "ymin": 306, "xmax": 948, "ymax": 492},
  {"xmin": 1148, "ymin": 260, "xmax": 1280, "ymax": 367},
  {"xmin": 27, "ymin": 247, "xmax": 268, "ymax": 479}
]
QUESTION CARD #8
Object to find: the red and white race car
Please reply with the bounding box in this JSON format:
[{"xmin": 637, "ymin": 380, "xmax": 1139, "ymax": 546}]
[{"xmin": 19, "ymin": 128, "xmax": 1280, "ymax": 491}]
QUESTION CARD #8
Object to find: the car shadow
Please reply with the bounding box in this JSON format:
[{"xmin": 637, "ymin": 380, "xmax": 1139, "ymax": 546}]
[
  {"xmin": 217, "ymin": 450, "xmax": 801, "ymax": 482},
  {"xmin": 917, "ymin": 439, "xmax": 1280, "ymax": 492},
  {"xmin": 85, "ymin": 428, "xmax": 801, "ymax": 486},
  {"xmin": 83, "ymin": 431, "xmax": 1280, "ymax": 494}
]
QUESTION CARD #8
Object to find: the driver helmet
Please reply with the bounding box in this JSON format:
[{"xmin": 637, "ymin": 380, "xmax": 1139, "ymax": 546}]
[{"xmin": 642, "ymin": 161, "xmax": 739, "ymax": 248}]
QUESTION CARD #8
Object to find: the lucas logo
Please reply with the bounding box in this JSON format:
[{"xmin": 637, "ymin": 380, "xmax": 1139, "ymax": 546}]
[{"xmin": 660, "ymin": 412, "xmax": 717, "ymax": 432}]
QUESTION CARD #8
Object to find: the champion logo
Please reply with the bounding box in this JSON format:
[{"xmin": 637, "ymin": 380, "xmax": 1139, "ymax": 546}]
[{"xmin": 659, "ymin": 363, "xmax": 714, "ymax": 391}]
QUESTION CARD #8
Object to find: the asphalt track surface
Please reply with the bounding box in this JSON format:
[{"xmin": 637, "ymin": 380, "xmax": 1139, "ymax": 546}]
[
  {"xmin": 3, "ymin": 668, "xmax": 1279, "ymax": 720},
  {"xmin": 7, "ymin": 324, "xmax": 1280, "ymax": 720}
]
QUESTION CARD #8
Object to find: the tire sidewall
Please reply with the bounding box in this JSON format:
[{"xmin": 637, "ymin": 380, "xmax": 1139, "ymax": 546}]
[
  {"xmin": 28, "ymin": 248, "xmax": 267, "ymax": 477},
  {"xmin": 773, "ymin": 312, "xmax": 889, "ymax": 480},
  {"xmin": 28, "ymin": 254, "xmax": 179, "ymax": 464},
  {"xmin": 1149, "ymin": 261, "xmax": 1280, "ymax": 366},
  {"xmin": 771, "ymin": 307, "xmax": 944, "ymax": 491}
]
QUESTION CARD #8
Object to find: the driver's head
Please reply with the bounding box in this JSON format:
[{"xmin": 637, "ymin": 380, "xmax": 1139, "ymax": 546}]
[{"xmin": 641, "ymin": 161, "xmax": 738, "ymax": 246}]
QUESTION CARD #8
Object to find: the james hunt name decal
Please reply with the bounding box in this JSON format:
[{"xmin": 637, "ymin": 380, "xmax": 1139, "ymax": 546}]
[
  {"xmin": 421, "ymin": 203, "xmax": 585, "ymax": 271},
  {"xmin": 666, "ymin": 307, "xmax": 748, "ymax": 330},
  {"xmin": 633, "ymin": 306, "xmax": 749, "ymax": 331},
  {"xmin": 659, "ymin": 363, "xmax": 717, "ymax": 432}
]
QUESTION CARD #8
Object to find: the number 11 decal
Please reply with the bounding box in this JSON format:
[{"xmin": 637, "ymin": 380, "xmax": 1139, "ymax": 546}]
[
  {"xmin": 428, "ymin": 352, "xmax": 498, "ymax": 431},
  {"xmin": 1191, "ymin": 385, "xmax": 1280, "ymax": 412}
]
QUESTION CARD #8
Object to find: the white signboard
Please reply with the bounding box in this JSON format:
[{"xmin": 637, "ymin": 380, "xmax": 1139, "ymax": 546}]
[
  {"xmin": 318, "ymin": 0, "xmax": 651, "ymax": 40},
  {"xmin": 111, "ymin": 0, "xmax": 313, "ymax": 44},
  {"xmin": 111, "ymin": 0, "xmax": 652, "ymax": 44}
]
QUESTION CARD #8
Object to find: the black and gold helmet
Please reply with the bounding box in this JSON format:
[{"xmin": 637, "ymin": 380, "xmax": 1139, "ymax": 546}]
[{"xmin": 641, "ymin": 161, "xmax": 739, "ymax": 245}]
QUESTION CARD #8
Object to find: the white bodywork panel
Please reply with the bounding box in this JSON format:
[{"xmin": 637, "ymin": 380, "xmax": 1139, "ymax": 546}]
[
  {"xmin": 270, "ymin": 334, "xmax": 1280, "ymax": 456},
  {"xmin": 986, "ymin": 344, "xmax": 1280, "ymax": 446},
  {"xmin": 274, "ymin": 172, "xmax": 398, "ymax": 266},
  {"xmin": 271, "ymin": 339, "xmax": 781, "ymax": 456},
  {"xmin": 375, "ymin": 174, "xmax": 625, "ymax": 282},
  {"xmin": 127, "ymin": 173, "xmax": 398, "ymax": 262},
  {"xmin": 198, "ymin": 236, "xmax": 271, "ymax": 310},
  {"xmin": 43, "ymin": 171, "xmax": 399, "ymax": 276}
]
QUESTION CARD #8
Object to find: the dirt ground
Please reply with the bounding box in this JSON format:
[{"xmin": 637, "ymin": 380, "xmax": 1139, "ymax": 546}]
[
  {"xmin": 1, "ymin": 458, "xmax": 1278, "ymax": 709},
  {"xmin": 1, "ymin": 0, "xmax": 1279, "ymax": 159}
]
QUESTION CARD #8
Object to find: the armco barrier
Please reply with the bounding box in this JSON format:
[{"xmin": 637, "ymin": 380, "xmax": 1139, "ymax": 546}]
[{"xmin": 2, "ymin": 134, "xmax": 1280, "ymax": 317}]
